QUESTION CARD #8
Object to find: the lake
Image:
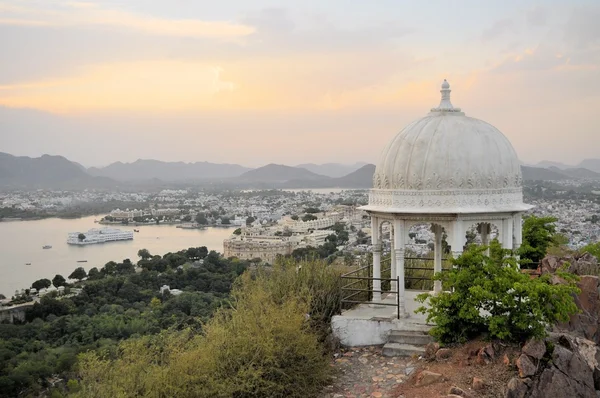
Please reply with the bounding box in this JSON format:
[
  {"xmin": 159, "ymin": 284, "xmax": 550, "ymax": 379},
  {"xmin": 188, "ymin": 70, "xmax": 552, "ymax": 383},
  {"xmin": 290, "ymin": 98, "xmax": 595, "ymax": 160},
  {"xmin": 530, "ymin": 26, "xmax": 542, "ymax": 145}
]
[{"xmin": 0, "ymin": 216, "xmax": 234, "ymax": 297}]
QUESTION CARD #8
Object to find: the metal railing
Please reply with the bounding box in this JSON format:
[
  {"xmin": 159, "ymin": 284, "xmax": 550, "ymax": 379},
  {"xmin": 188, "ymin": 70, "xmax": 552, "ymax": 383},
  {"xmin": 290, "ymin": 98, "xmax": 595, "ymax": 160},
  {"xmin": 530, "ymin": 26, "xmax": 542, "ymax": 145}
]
[
  {"xmin": 340, "ymin": 256, "xmax": 451, "ymax": 316},
  {"xmin": 340, "ymin": 263, "xmax": 401, "ymax": 319}
]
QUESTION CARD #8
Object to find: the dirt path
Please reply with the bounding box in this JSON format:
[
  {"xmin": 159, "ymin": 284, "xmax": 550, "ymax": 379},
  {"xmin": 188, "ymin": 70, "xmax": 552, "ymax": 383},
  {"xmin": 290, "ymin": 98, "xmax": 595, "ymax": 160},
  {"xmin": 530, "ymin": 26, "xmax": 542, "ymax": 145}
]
[{"xmin": 320, "ymin": 346, "xmax": 417, "ymax": 398}]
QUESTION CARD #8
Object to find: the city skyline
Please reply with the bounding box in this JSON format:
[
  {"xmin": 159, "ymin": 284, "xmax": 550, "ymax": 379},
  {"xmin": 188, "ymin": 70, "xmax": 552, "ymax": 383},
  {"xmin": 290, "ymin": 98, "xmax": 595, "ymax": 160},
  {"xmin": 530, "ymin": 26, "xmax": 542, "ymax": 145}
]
[{"xmin": 1, "ymin": 0, "xmax": 599, "ymax": 167}]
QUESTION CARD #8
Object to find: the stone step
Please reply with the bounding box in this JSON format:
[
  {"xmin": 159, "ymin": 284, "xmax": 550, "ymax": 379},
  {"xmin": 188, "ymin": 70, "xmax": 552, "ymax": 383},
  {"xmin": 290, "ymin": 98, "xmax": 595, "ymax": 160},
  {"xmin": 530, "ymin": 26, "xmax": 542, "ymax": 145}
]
[
  {"xmin": 382, "ymin": 343, "xmax": 426, "ymax": 357},
  {"xmin": 387, "ymin": 330, "xmax": 433, "ymax": 346}
]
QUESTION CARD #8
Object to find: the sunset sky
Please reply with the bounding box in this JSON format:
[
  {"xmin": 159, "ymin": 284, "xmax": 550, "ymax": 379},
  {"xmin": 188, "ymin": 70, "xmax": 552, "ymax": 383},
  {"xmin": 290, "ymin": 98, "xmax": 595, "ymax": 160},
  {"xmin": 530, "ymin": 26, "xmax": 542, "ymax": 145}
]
[{"xmin": 0, "ymin": 0, "xmax": 598, "ymax": 167}]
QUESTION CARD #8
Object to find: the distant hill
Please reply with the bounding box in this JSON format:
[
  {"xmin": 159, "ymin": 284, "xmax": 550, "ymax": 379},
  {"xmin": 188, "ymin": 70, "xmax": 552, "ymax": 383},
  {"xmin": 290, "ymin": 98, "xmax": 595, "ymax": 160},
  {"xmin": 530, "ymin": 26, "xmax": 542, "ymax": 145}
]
[
  {"xmin": 535, "ymin": 160, "xmax": 573, "ymax": 170},
  {"xmin": 0, "ymin": 152, "xmax": 114, "ymax": 188},
  {"xmin": 88, "ymin": 159, "xmax": 251, "ymax": 181},
  {"xmin": 237, "ymin": 164, "xmax": 328, "ymax": 183},
  {"xmin": 548, "ymin": 166, "xmax": 600, "ymax": 179},
  {"xmin": 295, "ymin": 162, "xmax": 367, "ymax": 178},
  {"xmin": 577, "ymin": 159, "xmax": 600, "ymax": 173},
  {"xmin": 331, "ymin": 164, "xmax": 375, "ymax": 188},
  {"xmin": 521, "ymin": 166, "xmax": 570, "ymax": 181}
]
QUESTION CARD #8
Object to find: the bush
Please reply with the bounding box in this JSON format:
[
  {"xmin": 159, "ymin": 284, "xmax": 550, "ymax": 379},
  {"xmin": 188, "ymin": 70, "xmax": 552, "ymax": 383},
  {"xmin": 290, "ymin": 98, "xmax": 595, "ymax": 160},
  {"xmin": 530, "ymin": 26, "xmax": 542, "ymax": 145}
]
[
  {"xmin": 416, "ymin": 241, "xmax": 580, "ymax": 344},
  {"xmin": 75, "ymin": 260, "xmax": 339, "ymax": 397}
]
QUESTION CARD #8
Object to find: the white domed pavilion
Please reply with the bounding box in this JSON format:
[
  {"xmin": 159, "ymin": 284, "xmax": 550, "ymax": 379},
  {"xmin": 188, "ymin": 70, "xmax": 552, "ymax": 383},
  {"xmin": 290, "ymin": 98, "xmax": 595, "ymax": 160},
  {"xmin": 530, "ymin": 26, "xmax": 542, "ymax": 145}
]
[{"xmin": 360, "ymin": 80, "xmax": 532, "ymax": 317}]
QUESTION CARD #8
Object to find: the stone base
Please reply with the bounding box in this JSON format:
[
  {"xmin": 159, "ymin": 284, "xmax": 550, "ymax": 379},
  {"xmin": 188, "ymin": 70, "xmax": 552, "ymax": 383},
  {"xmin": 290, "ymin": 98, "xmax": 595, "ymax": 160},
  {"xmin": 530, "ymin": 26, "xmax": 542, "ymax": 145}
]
[{"xmin": 333, "ymin": 290, "xmax": 431, "ymax": 346}]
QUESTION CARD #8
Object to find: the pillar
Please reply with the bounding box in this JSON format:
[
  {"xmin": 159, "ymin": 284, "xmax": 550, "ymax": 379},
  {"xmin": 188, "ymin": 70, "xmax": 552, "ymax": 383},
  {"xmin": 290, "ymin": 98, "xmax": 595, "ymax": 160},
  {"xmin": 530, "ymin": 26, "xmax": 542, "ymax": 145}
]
[
  {"xmin": 513, "ymin": 213, "xmax": 523, "ymax": 267},
  {"xmin": 433, "ymin": 224, "xmax": 443, "ymax": 293},
  {"xmin": 502, "ymin": 217, "xmax": 514, "ymax": 251},
  {"xmin": 393, "ymin": 218, "xmax": 407, "ymax": 317},
  {"xmin": 478, "ymin": 223, "xmax": 491, "ymax": 256},
  {"xmin": 371, "ymin": 215, "xmax": 381, "ymax": 303},
  {"xmin": 450, "ymin": 219, "xmax": 466, "ymax": 259},
  {"xmin": 390, "ymin": 230, "xmax": 397, "ymax": 296}
]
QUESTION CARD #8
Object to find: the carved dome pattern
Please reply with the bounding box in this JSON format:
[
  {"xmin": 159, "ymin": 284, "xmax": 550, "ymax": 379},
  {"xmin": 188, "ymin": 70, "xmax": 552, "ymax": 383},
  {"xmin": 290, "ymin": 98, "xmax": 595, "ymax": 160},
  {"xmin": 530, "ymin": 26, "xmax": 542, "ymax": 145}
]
[{"xmin": 365, "ymin": 80, "xmax": 530, "ymax": 214}]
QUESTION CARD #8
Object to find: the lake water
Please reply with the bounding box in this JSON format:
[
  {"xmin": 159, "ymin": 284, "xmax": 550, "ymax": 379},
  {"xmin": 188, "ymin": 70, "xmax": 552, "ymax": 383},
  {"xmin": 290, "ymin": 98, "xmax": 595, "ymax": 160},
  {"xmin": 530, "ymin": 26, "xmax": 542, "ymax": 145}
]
[{"xmin": 0, "ymin": 216, "xmax": 234, "ymax": 297}]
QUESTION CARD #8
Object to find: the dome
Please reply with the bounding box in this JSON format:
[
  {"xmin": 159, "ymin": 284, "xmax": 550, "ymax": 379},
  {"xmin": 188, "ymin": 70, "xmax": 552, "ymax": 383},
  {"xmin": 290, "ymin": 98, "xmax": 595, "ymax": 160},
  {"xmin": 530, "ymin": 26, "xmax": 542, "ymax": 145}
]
[{"xmin": 365, "ymin": 80, "xmax": 531, "ymax": 214}]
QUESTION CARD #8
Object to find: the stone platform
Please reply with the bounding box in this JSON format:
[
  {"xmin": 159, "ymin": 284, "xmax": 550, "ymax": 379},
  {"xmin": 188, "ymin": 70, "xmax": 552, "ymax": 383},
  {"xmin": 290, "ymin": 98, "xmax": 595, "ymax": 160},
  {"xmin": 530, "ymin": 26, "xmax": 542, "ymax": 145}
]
[{"xmin": 332, "ymin": 290, "xmax": 433, "ymax": 347}]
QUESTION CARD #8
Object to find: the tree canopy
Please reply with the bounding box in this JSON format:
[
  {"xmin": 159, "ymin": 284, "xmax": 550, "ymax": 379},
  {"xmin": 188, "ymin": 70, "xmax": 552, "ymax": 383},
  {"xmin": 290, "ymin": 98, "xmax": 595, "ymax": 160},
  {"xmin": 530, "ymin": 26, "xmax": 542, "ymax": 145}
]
[
  {"xmin": 69, "ymin": 267, "xmax": 87, "ymax": 281},
  {"xmin": 518, "ymin": 215, "xmax": 558, "ymax": 268}
]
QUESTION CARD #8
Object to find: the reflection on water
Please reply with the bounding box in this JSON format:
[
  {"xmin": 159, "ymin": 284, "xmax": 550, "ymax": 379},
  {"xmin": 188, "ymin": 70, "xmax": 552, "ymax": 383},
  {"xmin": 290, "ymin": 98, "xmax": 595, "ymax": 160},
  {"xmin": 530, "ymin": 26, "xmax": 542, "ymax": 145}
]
[{"xmin": 0, "ymin": 216, "xmax": 234, "ymax": 296}]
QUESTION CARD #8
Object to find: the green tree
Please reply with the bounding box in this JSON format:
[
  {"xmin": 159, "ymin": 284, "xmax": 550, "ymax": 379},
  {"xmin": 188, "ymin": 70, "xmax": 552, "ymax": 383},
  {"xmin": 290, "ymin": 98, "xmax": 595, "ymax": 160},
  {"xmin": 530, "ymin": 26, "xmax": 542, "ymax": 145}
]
[
  {"xmin": 291, "ymin": 215, "xmax": 299, "ymax": 221},
  {"xmin": 52, "ymin": 274, "xmax": 66, "ymax": 288},
  {"xmin": 137, "ymin": 249, "xmax": 152, "ymax": 261},
  {"xmin": 195, "ymin": 213, "xmax": 208, "ymax": 225},
  {"xmin": 518, "ymin": 215, "xmax": 557, "ymax": 268},
  {"xmin": 304, "ymin": 207, "xmax": 320, "ymax": 214},
  {"xmin": 246, "ymin": 216, "xmax": 255, "ymax": 225},
  {"xmin": 87, "ymin": 267, "xmax": 101, "ymax": 280},
  {"xmin": 221, "ymin": 217, "xmax": 230, "ymax": 225},
  {"xmin": 69, "ymin": 267, "xmax": 87, "ymax": 281},
  {"xmin": 302, "ymin": 214, "xmax": 317, "ymax": 222},
  {"xmin": 416, "ymin": 241, "xmax": 580, "ymax": 343},
  {"xmin": 233, "ymin": 228, "xmax": 242, "ymax": 235},
  {"xmin": 78, "ymin": 233, "xmax": 86, "ymax": 241},
  {"xmin": 32, "ymin": 278, "xmax": 52, "ymax": 291}
]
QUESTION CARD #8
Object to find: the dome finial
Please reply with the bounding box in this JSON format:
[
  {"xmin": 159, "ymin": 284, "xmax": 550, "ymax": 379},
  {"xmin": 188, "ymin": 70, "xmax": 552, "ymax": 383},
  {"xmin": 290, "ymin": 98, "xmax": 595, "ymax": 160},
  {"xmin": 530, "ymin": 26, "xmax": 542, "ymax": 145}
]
[{"xmin": 431, "ymin": 79, "xmax": 462, "ymax": 114}]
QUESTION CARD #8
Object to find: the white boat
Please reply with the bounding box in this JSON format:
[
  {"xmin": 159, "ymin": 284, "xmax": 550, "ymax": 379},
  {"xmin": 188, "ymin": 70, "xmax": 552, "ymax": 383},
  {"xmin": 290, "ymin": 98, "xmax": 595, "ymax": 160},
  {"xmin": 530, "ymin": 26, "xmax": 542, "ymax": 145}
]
[
  {"xmin": 42, "ymin": 245, "xmax": 52, "ymax": 249},
  {"xmin": 67, "ymin": 227, "xmax": 134, "ymax": 245}
]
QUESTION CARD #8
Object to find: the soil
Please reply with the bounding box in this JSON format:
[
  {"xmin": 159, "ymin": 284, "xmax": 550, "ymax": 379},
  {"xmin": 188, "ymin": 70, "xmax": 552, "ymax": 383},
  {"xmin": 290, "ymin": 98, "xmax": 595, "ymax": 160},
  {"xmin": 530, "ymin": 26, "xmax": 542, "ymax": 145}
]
[{"xmin": 322, "ymin": 341, "xmax": 521, "ymax": 398}]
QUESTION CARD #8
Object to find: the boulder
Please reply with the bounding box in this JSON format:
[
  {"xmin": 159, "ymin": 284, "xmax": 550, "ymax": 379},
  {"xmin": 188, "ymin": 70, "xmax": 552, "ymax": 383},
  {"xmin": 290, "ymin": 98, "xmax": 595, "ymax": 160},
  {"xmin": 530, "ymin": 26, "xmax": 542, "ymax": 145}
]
[
  {"xmin": 415, "ymin": 370, "xmax": 443, "ymax": 387},
  {"xmin": 529, "ymin": 367, "xmax": 595, "ymax": 398},
  {"xmin": 516, "ymin": 354, "xmax": 536, "ymax": 377},
  {"xmin": 472, "ymin": 377, "xmax": 486, "ymax": 391},
  {"xmin": 540, "ymin": 253, "xmax": 599, "ymax": 276},
  {"xmin": 436, "ymin": 348, "xmax": 452, "ymax": 360},
  {"xmin": 522, "ymin": 338, "xmax": 546, "ymax": 360},
  {"xmin": 448, "ymin": 386, "xmax": 473, "ymax": 398},
  {"xmin": 424, "ymin": 342, "xmax": 440, "ymax": 360},
  {"xmin": 505, "ymin": 377, "xmax": 529, "ymax": 398}
]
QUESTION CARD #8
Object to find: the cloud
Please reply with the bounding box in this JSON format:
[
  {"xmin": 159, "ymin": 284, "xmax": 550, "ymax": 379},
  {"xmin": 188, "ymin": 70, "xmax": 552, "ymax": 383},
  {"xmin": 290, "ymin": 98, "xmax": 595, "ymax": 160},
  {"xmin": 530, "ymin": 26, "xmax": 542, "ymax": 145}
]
[
  {"xmin": 482, "ymin": 19, "xmax": 513, "ymax": 42},
  {"xmin": 0, "ymin": 1, "xmax": 254, "ymax": 38},
  {"xmin": 564, "ymin": 5, "xmax": 600, "ymax": 48},
  {"xmin": 0, "ymin": 60, "xmax": 236, "ymax": 112},
  {"xmin": 526, "ymin": 6, "xmax": 547, "ymax": 27}
]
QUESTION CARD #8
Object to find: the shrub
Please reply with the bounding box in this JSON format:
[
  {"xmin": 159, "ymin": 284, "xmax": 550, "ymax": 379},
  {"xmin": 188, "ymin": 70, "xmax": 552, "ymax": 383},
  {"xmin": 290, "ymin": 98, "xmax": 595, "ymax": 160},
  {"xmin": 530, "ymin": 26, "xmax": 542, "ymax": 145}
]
[
  {"xmin": 75, "ymin": 260, "xmax": 338, "ymax": 398},
  {"xmin": 416, "ymin": 241, "xmax": 580, "ymax": 344},
  {"xmin": 518, "ymin": 215, "xmax": 558, "ymax": 268}
]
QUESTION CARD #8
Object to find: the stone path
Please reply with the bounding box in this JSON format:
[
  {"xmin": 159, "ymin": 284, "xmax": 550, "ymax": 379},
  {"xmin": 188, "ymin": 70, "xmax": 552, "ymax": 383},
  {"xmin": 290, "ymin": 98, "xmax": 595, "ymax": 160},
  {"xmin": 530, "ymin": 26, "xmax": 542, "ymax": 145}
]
[{"xmin": 321, "ymin": 346, "xmax": 418, "ymax": 398}]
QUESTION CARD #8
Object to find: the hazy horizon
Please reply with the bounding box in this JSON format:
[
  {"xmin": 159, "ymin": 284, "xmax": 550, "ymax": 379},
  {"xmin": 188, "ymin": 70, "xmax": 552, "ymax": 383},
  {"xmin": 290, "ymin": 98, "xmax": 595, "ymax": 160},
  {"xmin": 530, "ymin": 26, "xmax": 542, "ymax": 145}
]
[{"xmin": 1, "ymin": 0, "xmax": 599, "ymax": 167}]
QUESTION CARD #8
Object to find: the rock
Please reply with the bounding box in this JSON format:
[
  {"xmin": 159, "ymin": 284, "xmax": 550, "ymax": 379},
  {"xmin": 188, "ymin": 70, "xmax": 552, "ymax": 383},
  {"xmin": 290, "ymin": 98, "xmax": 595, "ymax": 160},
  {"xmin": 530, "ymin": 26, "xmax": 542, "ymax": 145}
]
[
  {"xmin": 472, "ymin": 377, "xmax": 486, "ymax": 391},
  {"xmin": 516, "ymin": 354, "xmax": 536, "ymax": 377},
  {"xmin": 594, "ymin": 367, "xmax": 600, "ymax": 390},
  {"xmin": 371, "ymin": 392, "xmax": 382, "ymax": 398},
  {"xmin": 552, "ymin": 344, "xmax": 595, "ymax": 390},
  {"xmin": 506, "ymin": 377, "xmax": 529, "ymax": 398},
  {"xmin": 503, "ymin": 354, "xmax": 511, "ymax": 366},
  {"xmin": 483, "ymin": 343, "xmax": 495, "ymax": 359},
  {"xmin": 446, "ymin": 395, "xmax": 464, "ymax": 398},
  {"xmin": 476, "ymin": 346, "xmax": 493, "ymax": 365},
  {"xmin": 415, "ymin": 370, "xmax": 443, "ymax": 387},
  {"xmin": 523, "ymin": 339, "xmax": 547, "ymax": 359},
  {"xmin": 425, "ymin": 342, "xmax": 440, "ymax": 360},
  {"xmin": 436, "ymin": 348, "xmax": 452, "ymax": 360},
  {"xmin": 448, "ymin": 386, "xmax": 473, "ymax": 398},
  {"xmin": 358, "ymin": 357, "xmax": 369, "ymax": 364},
  {"xmin": 405, "ymin": 366, "xmax": 415, "ymax": 376},
  {"xmin": 530, "ymin": 367, "xmax": 596, "ymax": 398}
]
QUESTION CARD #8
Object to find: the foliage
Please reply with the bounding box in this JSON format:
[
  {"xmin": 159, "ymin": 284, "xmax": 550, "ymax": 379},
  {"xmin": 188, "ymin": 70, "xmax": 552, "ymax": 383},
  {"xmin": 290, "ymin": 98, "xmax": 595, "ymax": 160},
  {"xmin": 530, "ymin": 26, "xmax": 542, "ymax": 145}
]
[
  {"xmin": 0, "ymin": 247, "xmax": 248, "ymax": 397},
  {"xmin": 233, "ymin": 228, "xmax": 242, "ymax": 235},
  {"xmin": 77, "ymin": 233, "xmax": 86, "ymax": 241},
  {"xmin": 416, "ymin": 241, "xmax": 580, "ymax": 344},
  {"xmin": 52, "ymin": 274, "xmax": 66, "ymax": 288},
  {"xmin": 195, "ymin": 213, "xmax": 208, "ymax": 225},
  {"xmin": 518, "ymin": 215, "xmax": 558, "ymax": 268},
  {"xmin": 304, "ymin": 207, "xmax": 321, "ymax": 214},
  {"xmin": 31, "ymin": 278, "xmax": 51, "ymax": 291},
  {"xmin": 68, "ymin": 267, "xmax": 87, "ymax": 281},
  {"xmin": 137, "ymin": 248, "xmax": 152, "ymax": 260},
  {"xmin": 75, "ymin": 260, "xmax": 338, "ymax": 398},
  {"xmin": 245, "ymin": 216, "xmax": 255, "ymax": 225},
  {"xmin": 581, "ymin": 242, "xmax": 600, "ymax": 259},
  {"xmin": 302, "ymin": 214, "xmax": 318, "ymax": 222},
  {"xmin": 291, "ymin": 215, "xmax": 299, "ymax": 221}
]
